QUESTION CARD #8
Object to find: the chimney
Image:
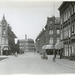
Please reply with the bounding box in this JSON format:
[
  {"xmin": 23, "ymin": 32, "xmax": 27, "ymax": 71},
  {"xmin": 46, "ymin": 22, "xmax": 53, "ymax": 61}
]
[{"xmin": 25, "ymin": 34, "xmax": 27, "ymax": 40}]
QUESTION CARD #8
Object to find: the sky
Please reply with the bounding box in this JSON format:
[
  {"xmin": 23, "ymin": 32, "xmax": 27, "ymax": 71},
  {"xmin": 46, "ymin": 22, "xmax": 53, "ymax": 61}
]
[{"xmin": 0, "ymin": 0, "xmax": 62, "ymax": 42}]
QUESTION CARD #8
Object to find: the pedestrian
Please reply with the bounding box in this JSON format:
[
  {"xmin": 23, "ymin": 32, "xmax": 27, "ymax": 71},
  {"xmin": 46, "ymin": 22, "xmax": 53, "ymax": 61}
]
[
  {"xmin": 60, "ymin": 50, "xmax": 62, "ymax": 59},
  {"xmin": 53, "ymin": 50, "xmax": 56, "ymax": 62},
  {"xmin": 53, "ymin": 54, "xmax": 56, "ymax": 62},
  {"xmin": 14, "ymin": 52, "xmax": 18, "ymax": 57}
]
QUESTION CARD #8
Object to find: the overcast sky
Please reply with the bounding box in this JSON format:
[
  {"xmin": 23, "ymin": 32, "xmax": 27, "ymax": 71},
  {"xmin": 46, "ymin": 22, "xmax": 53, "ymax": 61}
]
[{"xmin": 0, "ymin": 1, "xmax": 62, "ymax": 41}]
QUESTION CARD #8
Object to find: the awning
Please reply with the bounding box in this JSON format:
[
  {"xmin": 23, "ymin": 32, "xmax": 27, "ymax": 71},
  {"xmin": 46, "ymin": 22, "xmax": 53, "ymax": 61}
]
[
  {"xmin": 42, "ymin": 45, "xmax": 46, "ymax": 49},
  {"xmin": 3, "ymin": 46, "xmax": 11, "ymax": 50},
  {"xmin": 55, "ymin": 41, "xmax": 63, "ymax": 49},
  {"xmin": 42, "ymin": 45, "xmax": 53, "ymax": 49}
]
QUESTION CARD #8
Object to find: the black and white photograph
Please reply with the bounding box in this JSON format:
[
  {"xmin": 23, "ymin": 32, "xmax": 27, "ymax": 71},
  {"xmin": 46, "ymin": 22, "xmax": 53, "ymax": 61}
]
[{"xmin": 0, "ymin": 0, "xmax": 75, "ymax": 74}]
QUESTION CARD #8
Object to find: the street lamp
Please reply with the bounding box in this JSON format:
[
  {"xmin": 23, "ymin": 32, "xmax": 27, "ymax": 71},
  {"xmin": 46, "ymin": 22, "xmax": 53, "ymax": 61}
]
[{"xmin": 37, "ymin": 38, "xmax": 40, "ymax": 53}]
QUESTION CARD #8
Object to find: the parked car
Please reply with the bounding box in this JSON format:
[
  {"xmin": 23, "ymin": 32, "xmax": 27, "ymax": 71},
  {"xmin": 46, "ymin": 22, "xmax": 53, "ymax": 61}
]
[{"xmin": 70, "ymin": 53, "xmax": 75, "ymax": 61}]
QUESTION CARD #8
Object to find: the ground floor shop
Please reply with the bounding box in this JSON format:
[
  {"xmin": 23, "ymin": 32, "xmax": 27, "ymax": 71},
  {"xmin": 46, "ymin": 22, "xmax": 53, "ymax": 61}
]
[
  {"xmin": 46, "ymin": 49, "xmax": 53, "ymax": 55},
  {"xmin": 62, "ymin": 39, "xmax": 75, "ymax": 59}
]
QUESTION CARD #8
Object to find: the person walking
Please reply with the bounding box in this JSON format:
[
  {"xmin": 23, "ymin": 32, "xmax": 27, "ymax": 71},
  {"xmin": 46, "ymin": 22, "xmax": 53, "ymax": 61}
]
[
  {"xmin": 53, "ymin": 50, "xmax": 56, "ymax": 62},
  {"xmin": 14, "ymin": 52, "xmax": 18, "ymax": 57},
  {"xmin": 53, "ymin": 53, "xmax": 56, "ymax": 62}
]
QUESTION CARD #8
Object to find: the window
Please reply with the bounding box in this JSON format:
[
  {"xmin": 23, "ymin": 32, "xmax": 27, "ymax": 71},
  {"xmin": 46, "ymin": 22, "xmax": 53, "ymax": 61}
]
[
  {"xmin": 49, "ymin": 37, "xmax": 53, "ymax": 44},
  {"xmin": 64, "ymin": 45, "xmax": 68, "ymax": 56},
  {"xmin": 63, "ymin": 13, "xmax": 65, "ymax": 22},
  {"xmin": 57, "ymin": 29, "xmax": 60, "ymax": 34},
  {"xmin": 63, "ymin": 26, "xmax": 68, "ymax": 39},
  {"xmin": 65, "ymin": 11, "xmax": 68, "ymax": 21},
  {"xmin": 71, "ymin": 6, "xmax": 74, "ymax": 15},
  {"xmin": 2, "ymin": 30, "xmax": 6, "ymax": 35},
  {"xmin": 60, "ymin": 17, "xmax": 62, "ymax": 24},
  {"xmin": 74, "ymin": 4, "xmax": 75, "ymax": 12},
  {"xmin": 71, "ymin": 25, "xmax": 74, "ymax": 35},
  {"xmin": 50, "ymin": 21, "xmax": 52, "ymax": 24},
  {"xmin": 68, "ymin": 7, "xmax": 70, "ymax": 18},
  {"xmin": 2, "ymin": 38, "xmax": 4, "ymax": 44},
  {"xmin": 69, "ymin": 25, "xmax": 71, "ymax": 37},
  {"xmin": 60, "ymin": 30, "xmax": 63, "ymax": 40},
  {"xmin": 57, "ymin": 37, "xmax": 60, "ymax": 43},
  {"xmin": 49, "ymin": 30, "xmax": 53, "ymax": 34}
]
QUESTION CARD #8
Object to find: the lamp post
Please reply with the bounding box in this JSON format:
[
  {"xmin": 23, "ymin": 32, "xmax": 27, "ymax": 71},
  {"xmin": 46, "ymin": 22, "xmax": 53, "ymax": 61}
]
[{"xmin": 37, "ymin": 38, "xmax": 40, "ymax": 53}]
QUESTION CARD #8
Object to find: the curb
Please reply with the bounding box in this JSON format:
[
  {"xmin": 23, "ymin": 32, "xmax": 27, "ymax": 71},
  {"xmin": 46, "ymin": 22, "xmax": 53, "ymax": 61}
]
[
  {"xmin": 56, "ymin": 61, "xmax": 75, "ymax": 70},
  {"xmin": 0, "ymin": 57, "xmax": 9, "ymax": 63},
  {"xmin": 0, "ymin": 56, "xmax": 14, "ymax": 63}
]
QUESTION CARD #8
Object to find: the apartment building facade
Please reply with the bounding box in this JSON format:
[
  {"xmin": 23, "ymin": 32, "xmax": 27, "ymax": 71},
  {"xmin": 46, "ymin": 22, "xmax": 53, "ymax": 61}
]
[
  {"xmin": 36, "ymin": 16, "xmax": 60, "ymax": 54},
  {"xmin": 58, "ymin": 2, "xmax": 75, "ymax": 58},
  {"xmin": 0, "ymin": 15, "xmax": 17, "ymax": 55}
]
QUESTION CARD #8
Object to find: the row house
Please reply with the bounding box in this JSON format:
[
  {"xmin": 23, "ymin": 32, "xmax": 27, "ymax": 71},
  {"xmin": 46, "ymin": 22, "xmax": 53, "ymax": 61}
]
[
  {"xmin": 0, "ymin": 15, "xmax": 17, "ymax": 55},
  {"xmin": 35, "ymin": 29, "xmax": 45, "ymax": 53},
  {"xmin": 36, "ymin": 16, "xmax": 60, "ymax": 54},
  {"xmin": 58, "ymin": 2, "xmax": 75, "ymax": 58},
  {"xmin": 45, "ymin": 16, "xmax": 60, "ymax": 54}
]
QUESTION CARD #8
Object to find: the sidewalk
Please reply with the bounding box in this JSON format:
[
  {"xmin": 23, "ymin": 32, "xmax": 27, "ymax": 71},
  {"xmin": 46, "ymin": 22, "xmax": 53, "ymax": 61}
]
[
  {"xmin": 48, "ymin": 55, "xmax": 75, "ymax": 70},
  {"xmin": 0, "ymin": 55, "xmax": 14, "ymax": 61},
  {"xmin": 56, "ymin": 57, "xmax": 75, "ymax": 70}
]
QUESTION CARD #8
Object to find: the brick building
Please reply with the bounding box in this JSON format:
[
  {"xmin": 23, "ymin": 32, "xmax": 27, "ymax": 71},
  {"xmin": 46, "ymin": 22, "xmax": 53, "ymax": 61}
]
[
  {"xmin": 36, "ymin": 16, "xmax": 60, "ymax": 54},
  {"xmin": 58, "ymin": 2, "xmax": 75, "ymax": 58}
]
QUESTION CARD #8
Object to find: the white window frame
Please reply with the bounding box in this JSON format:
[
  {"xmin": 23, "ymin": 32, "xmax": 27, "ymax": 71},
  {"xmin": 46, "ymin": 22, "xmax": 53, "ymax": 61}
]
[
  {"xmin": 57, "ymin": 37, "xmax": 60, "ymax": 43},
  {"xmin": 57, "ymin": 29, "xmax": 60, "ymax": 34},
  {"xmin": 49, "ymin": 30, "xmax": 53, "ymax": 34},
  {"xmin": 49, "ymin": 37, "xmax": 53, "ymax": 44}
]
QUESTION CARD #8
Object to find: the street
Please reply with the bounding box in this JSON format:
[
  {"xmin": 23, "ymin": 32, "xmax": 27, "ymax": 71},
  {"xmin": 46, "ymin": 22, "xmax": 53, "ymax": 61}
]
[{"xmin": 0, "ymin": 52, "xmax": 75, "ymax": 74}]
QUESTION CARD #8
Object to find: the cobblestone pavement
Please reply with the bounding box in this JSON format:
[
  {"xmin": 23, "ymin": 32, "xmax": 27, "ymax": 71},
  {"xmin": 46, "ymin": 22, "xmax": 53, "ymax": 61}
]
[{"xmin": 0, "ymin": 52, "xmax": 75, "ymax": 74}]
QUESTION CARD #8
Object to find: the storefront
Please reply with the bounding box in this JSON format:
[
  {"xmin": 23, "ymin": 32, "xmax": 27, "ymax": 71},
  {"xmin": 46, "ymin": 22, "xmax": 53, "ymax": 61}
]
[
  {"xmin": 42, "ymin": 45, "xmax": 53, "ymax": 55},
  {"xmin": 2, "ymin": 46, "xmax": 11, "ymax": 55},
  {"xmin": 55, "ymin": 41, "xmax": 63, "ymax": 56}
]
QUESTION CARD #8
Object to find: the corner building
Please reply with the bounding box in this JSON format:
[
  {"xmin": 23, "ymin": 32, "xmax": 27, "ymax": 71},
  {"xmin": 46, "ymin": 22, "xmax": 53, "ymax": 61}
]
[{"xmin": 0, "ymin": 15, "xmax": 17, "ymax": 55}]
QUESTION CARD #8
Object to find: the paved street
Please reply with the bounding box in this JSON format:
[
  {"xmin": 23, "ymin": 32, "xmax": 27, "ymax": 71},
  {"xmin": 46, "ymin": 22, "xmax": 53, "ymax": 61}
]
[{"xmin": 0, "ymin": 52, "xmax": 75, "ymax": 74}]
